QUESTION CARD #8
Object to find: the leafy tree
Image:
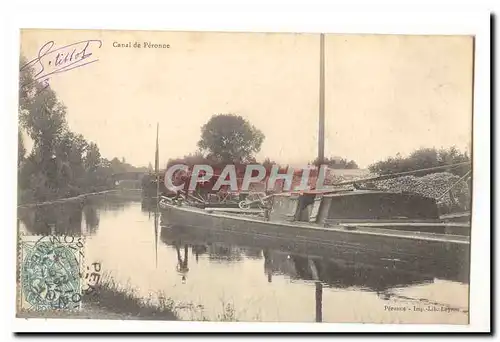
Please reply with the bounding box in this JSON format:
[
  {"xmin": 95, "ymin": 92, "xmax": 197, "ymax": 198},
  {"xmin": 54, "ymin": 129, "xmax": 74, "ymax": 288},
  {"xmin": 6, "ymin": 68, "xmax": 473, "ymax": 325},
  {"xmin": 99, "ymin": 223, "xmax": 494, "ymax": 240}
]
[
  {"xmin": 84, "ymin": 142, "xmax": 101, "ymax": 173},
  {"xmin": 19, "ymin": 79, "xmax": 67, "ymax": 164},
  {"xmin": 344, "ymin": 160, "xmax": 359, "ymax": 169},
  {"xmin": 368, "ymin": 146, "xmax": 470, "ymax": 176},
  {"xmin": 311, "ymin": 156, "xmax": 359, "ymax": 169},
  {"xmin": 18, "ymin": 54, "xmax": 135, "ymax": 202},
  {"xmin": 18, "ymin": 130, "xmax": 26, "ymax": 168},
  {"xmin": 101, "ymin": 158, "xmax": 111, "ymax": 169},
  {"xmin": 197, "ymin": 114, "xmax": 264, "ymax": 163},
  {"xmin": 110, "ymin": 157, "xmax": 128, "ymax": 174},
  {"xmin": 82, "ymin": 142, "xmax": 102, "ymax": 188},
  {"xmin": 51, "ymin": 131, "xmax": 89, "ymax": 192},
  {"xmin": 167, "ymin": 151, "xmax": 210, "ymax": 168},
  {"xmin": 262, "ymin": 158, "xmax": 276, "ymax": 169},
  {"xmin": 17, "ymin": 53, "xmax": 175, "ymax": 202},
  {"xmin": 19, "ymin": 56, "xmax": 69, "ymax": 198}
]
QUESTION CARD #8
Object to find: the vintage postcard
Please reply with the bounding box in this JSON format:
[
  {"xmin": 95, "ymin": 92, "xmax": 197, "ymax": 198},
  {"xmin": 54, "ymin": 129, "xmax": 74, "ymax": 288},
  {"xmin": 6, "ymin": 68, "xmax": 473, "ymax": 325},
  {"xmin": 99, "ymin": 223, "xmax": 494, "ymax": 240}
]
[{"xmin": 16, "ymin": 28, "xmax": 475, "ymax": 326}]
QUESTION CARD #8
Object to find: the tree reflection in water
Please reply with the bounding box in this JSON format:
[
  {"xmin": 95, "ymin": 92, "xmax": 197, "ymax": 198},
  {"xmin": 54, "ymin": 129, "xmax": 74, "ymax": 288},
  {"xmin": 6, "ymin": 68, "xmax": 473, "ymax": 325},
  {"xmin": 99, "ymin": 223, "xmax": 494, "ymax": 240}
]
[
  {"xmin": 83, "ymin": 204, "xmax": 100, "ymax": 235},
  {"xmin": 18, "ymin": 194, "xmax": 137, "ymax": 236},
  {"xmin": 18, "ymin": 201, "xmax": 84, "ymax": 236}
]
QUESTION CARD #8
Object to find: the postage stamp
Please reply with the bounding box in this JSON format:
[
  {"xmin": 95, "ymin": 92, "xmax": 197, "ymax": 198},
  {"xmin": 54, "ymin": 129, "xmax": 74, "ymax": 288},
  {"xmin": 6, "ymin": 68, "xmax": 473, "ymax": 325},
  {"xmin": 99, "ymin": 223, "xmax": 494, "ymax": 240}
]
[{"xmin": 18, "ymin": 235, "xmax": 85, "ymax": 311}]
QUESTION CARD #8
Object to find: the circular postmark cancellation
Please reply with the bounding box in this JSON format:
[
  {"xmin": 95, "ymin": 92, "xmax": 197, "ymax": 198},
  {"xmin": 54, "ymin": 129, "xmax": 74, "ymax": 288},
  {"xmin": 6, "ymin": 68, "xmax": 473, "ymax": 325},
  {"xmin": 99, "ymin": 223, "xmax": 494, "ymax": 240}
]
[{"xmin": 19, "ymin": 235, "xmax": 85, "ymax": 311}]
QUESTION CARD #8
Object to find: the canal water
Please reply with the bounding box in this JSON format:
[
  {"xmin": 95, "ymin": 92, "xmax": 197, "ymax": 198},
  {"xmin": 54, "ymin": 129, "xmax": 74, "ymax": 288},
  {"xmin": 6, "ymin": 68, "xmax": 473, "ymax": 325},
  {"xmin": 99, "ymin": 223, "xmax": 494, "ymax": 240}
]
[{"xmin": 18, "ymin": 191, "xmax": 470, "ymax": 323}]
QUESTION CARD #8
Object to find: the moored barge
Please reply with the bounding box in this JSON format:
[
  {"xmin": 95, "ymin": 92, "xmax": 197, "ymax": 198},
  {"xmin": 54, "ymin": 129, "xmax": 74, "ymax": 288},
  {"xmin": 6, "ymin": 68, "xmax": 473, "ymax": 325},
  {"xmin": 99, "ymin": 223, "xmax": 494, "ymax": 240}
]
[{"xmin": 159, "ymin": 185, "xmax": 470, "ymax": 275}]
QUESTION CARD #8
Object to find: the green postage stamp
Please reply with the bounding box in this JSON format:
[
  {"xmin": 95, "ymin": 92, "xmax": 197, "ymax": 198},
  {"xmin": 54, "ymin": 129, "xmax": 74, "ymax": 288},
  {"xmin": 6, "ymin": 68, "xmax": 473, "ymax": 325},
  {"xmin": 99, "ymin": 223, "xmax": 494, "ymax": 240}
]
[{"xmin": 18, "ymin": 235, "xmax": 85, "ymax": 312}]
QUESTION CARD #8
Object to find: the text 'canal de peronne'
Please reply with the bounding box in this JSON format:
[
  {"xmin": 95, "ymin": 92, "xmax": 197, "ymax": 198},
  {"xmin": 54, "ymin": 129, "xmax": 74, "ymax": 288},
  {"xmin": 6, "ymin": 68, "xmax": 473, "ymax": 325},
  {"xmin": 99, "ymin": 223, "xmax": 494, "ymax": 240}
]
[{"xmin": 112, "ymin": 41, "xmax": 171, "ymax": 48}]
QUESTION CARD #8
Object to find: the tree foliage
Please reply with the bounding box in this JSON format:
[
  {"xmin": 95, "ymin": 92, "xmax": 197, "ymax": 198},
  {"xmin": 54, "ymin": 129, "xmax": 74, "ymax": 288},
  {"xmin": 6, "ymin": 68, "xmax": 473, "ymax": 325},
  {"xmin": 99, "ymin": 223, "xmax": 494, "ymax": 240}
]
[
  {"xmin": 17, "ymin": 55, "xmax": 146, "ymax": 203},
  {"xmin": 18, "ymin": 131, "xmax": 26, "ymax": 168},
  {"xmin": 262, "ymin": 158, "xmax": 277, "ymax": 169},
  {"xmin": 167, "ymin": 151, "xmax": 211, "ymax": 169},
  {"xmin": 312, "ymin": 156, "xmax": 359, "ymax": 169},
  {"xmin": 197, "ymin": 114, "xmax": 264, "ymax": 164},
  {"xmin": 368, "ymin": 147, "xmax": 470, "ymax": 176}
]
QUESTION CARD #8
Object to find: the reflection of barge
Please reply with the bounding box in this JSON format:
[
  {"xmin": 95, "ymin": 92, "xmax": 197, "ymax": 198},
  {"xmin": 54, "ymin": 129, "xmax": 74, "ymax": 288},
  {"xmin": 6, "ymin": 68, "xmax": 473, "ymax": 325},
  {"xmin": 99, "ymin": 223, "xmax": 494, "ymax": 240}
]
[
  {"xmin": 160, "ymin": 222, "xmax": 470, "ymax": 323},
  {"xmin": 160, "ymin": 222, "xmax": 469, "ymax": 288},
  {"xmin": 160, "ymin": 184, "xmax": 470, "ymax": 280}
]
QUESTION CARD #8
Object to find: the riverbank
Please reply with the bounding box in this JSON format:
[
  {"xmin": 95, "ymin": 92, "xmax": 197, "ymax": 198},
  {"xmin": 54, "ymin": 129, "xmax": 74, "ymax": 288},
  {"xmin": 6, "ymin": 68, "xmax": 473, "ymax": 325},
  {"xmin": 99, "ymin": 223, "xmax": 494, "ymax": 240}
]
[
  {"xmin": 17, "ymin": 189, "xmax": 143, "ymax": 209},
  {"xmin": 17, "ymin": 275, "xmax": 243, "ymax": 321},
  {"xmin": 17, "ymin": 277, "xmax": 179, "ymax": 321},
  {"xmin": 83, "ymin": 277, "xmax": 178, "ymax": 321}
]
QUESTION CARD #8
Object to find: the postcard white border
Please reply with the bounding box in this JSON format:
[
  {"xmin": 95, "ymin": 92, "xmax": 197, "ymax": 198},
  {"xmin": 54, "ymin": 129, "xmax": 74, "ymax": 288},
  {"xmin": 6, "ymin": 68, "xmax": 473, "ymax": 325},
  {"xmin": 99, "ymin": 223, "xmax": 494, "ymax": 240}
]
[{"xmin": 2, "ymin": 0, "xmax": 492, "ymax": 335}]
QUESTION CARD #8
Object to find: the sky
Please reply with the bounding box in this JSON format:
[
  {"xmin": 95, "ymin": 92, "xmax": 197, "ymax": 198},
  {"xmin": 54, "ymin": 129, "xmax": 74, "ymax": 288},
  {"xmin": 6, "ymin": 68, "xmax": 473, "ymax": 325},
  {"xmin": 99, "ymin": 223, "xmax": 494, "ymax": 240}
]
[{"xmin": 20, "ymin": 30, "xmax": 474, "ymax": 169}]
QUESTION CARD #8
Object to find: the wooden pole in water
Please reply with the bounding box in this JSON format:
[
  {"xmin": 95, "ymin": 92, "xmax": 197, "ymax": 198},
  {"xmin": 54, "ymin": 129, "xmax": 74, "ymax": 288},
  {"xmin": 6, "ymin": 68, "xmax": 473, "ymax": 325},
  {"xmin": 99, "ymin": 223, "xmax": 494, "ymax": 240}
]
[
  {"xmin": 315, "ymin": 282, "xmax": 323, "ymax": 322},
  {"xmin": 155, "ymin": 123, "xmax": 160, "ymax": 200},
  {"xmin": 317, "ymin": 33, "xmax": 325, "ymax": 165},
  {"xmin": 309, "ymin": 258, "xmax": 323, "ymax": 323},
  {"xmin": 154, "ymin": 123, "xmax": 160, "ymax": 267}
]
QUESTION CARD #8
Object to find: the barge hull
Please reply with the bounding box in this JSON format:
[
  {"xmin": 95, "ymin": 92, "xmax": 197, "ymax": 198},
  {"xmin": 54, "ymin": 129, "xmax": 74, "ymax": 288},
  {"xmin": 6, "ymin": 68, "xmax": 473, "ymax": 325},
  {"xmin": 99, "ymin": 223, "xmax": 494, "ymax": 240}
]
[{"xmin": 160, "ymin": 203, "xmax": 470, "ymax": 280}]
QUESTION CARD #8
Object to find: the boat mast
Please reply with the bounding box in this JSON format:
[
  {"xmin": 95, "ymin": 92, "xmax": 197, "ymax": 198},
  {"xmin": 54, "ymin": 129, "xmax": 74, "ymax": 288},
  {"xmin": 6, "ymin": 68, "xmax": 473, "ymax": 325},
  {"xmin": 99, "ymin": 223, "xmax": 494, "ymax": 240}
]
[
  {"xmin": 318, "ymin": 33, "xmax": 325, "ymax": 165},
  {"xmin": 155, "ymin": 122, "xmax": 160, "ymax": 198}
]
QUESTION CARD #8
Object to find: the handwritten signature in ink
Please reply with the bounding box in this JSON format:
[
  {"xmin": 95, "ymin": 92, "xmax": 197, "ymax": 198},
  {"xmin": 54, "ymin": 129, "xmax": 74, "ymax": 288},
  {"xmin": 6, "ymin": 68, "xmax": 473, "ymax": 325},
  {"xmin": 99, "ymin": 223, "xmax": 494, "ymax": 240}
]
[{"xmin": 20, "ymin": 39, "xmax": 102, "ymax": 93}]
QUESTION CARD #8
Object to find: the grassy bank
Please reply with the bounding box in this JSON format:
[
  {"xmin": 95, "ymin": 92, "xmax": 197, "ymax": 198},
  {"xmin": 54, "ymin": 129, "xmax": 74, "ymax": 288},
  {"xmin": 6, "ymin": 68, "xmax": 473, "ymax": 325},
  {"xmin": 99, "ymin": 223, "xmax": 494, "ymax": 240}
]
[
  {"xmin": 82, "ymin": 276, "xmax": 239, "ymax": 321},
  {"xmin": 83, "ymin": 277, "xmax": 178, "ymax": 321}
]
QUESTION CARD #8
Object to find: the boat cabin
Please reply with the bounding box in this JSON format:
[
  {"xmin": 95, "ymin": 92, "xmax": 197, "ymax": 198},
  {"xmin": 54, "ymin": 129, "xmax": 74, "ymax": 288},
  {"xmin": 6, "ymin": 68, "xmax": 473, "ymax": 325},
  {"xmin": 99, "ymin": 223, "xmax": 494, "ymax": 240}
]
[{"xmin": 269, "ymin": 189, "xmax": 441, "ymax": 229}]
